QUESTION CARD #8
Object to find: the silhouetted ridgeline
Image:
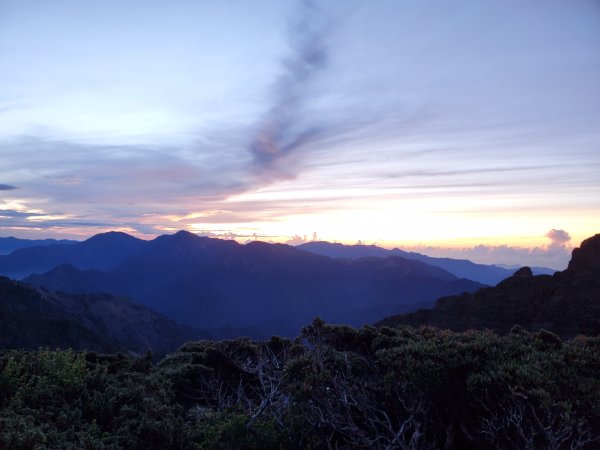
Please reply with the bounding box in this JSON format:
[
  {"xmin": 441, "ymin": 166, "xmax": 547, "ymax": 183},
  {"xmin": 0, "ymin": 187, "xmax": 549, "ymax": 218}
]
[
  {"xmin": 377, "ymin": 234, "xmax": 600, "ymax": 337},
  {"xmin": 0, "ymin": 236, "xmax": 77, "ymax": 255},
  {"xmin": 22, "ymin": 231, "xmax": 484, "ymax": 337},
  {"xmin": 2, "ymin": 234, "xmax": 555, "ymax": 285},
  {"xmin": 298, "ymin": 240, "xmax": 556, "ymax": 284},
  {"xmin": 0, "ymin": 232, "xmax": 144, "ymax": 279},
  {"xmin": 0, "ymin": 322, "xmax": 598, "ymax": 449}
]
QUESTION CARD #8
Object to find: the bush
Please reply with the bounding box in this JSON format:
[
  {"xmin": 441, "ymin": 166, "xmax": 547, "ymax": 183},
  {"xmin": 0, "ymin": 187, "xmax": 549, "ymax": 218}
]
[{"xmin": 1, "ymin": 323, "xmax": 599, "ymax": 449}]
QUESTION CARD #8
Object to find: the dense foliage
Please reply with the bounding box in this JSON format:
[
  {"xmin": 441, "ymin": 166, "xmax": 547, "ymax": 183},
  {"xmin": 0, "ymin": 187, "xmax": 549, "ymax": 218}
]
[{"xmin": 1, "ymin": 320, "xmax": 599, "ymax": 449}]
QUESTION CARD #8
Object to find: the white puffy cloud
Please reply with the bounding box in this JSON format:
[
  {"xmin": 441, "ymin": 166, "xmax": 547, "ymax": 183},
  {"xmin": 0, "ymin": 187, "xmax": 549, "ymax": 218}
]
[{"xmin": 546, "ymin": 229, "xmax": 571, "ymax": 245}]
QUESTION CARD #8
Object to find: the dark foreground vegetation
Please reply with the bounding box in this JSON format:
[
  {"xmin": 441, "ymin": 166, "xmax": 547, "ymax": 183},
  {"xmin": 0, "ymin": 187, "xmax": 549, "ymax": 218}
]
[{"xmin": 1, "ymin": 320, "xmax": 599, "ymax": 449}]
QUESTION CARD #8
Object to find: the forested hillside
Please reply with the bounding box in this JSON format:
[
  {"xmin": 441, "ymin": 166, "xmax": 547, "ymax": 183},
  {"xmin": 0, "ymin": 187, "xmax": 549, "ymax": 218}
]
[{"xmin": 0, "ymin": 276, "xmax": 204, "ymax": 355}]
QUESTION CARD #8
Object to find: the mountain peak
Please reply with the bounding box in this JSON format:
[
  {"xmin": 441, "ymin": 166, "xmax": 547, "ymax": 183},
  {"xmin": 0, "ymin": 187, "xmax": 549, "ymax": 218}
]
[
  {"xmin": 512, "ymin": 267, "xmax": 533, "ymax": 277},
  {"xmin": 84, "ymin": 231, "xmax": 139, "ymax": 244},
  {"xmin": 153, "ymin": 230, "xmax": 202, "ymax": 245},
  {"xmin": 567, "ymin": 234, "xmax": 600, "ymax": 274},
  {"xmin": 172, "ymin": 230, "xmax": 199, "ymax": 239}
]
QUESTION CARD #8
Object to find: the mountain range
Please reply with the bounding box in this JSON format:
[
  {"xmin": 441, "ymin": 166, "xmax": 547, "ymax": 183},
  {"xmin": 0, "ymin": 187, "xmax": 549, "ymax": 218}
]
[
  {"xmin": 298, "ymin": 241, "xmax": 555, "ymax": 285},
  {"xmin": 0, "ymin": 275, "xmax": 204, "ymax": 355},
  {"xmin": 19, "ymin": 231, "xmax": 484, "ymax": 337},
  {"xmin": 0, "ymin": 232, "xmax": 145, "ymax": 279},
  {"xmin": 377, "ymin": 233, "xmax": 600, "ymax": 338},
  {"xmin": 1, "ymin": 230, "xmax": 598, "ymax": 353},
  {"xmin": 0, "ymin": 236, "xmax": 77, "ymax": 255},
  {"xmin": 1, "ymin": 234, "xmax": 556, "ymax": 286}
]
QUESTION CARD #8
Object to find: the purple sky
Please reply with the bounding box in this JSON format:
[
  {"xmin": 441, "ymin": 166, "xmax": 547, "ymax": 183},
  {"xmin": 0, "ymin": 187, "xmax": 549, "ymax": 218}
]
[{"xmin": 1, "ymin": 0, "xmax": 599, "ymax": 268}]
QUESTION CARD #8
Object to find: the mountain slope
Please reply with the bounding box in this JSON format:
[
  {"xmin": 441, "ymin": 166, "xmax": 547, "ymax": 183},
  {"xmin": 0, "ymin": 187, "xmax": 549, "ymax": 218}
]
[
  {"xmin": 0, "ymin": 236, "xmax": 78, "ymax": 255},
  {"xmin": 298, "ymin": 241, "xmax": 555, "ymax": 285},
  {"xmin": 0, "ymin": 276, "xmax": 203, "ymax": 354},
  {"xmin": 377, "ymin": 234, "xmax": 600, "ymax": 337},
  {"xmin": 25, "ymin": 231, "xmax": 484, "ymax": 337},
  {"xmin": 0, "ymin": 231, "xmax": 145, "ymax": 279}
]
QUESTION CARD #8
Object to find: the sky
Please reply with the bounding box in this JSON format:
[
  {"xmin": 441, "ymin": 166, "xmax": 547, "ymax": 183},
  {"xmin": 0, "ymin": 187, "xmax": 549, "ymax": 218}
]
[{"xmin": 1, "ymin": 0, "xmax": 599, "ymax": 269}]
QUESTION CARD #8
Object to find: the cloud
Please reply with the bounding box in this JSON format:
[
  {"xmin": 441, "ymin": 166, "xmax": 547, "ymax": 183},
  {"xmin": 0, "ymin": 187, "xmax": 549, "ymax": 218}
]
[
  {"xmin": 410, "ymin": 243, "xmax": 571, "ymax": 271},
  {"xmin": 410, "ymin": 230, "xmax": 576, "ymax": 270},
  {"xmin": 248, "ymin": 0, "xmax": 331, "ymax": 179},
  {"xmin": 285, "ymin": 234, "xmax": 307, "ymax": 245},
  {"xmin": 0, "ymin": 136, "xmax": 247, "ymax": 205},
  {"xmin": 546, "ymin": 228, "xmax": 571, "ymax": 245},
  {"xmin": 0, "ymin": 184, "xmax": 18, "ymax": 190},
  {"xmin": 0, "ymin": 132, "xmax": 341, "ymax": 237}
]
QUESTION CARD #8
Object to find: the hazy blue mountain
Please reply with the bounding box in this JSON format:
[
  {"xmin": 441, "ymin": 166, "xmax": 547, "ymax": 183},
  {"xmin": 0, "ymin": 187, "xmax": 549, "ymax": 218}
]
[
  {"xmin": 0, "ymin": 276, "xmax": 205, "ymax": 354},
  {"xmin": 495, "ymin": 263, "xmax": 555, "ymax": 276},
  {"xmin": 377, "ymin": 234, "xmax": 600, "ymax": 338},
  {"xmin": 25, "ymin": 230, "xmax": 484, "ymax": 337},
  {"xmin": 0, "ymin": 231, "xmax": 146, "ymax": 279},
  {"xmin": 2, "ymin": 232, "xmax": 549, "ymax": 286},
  {"xmin": 298, "ymin": 241, "xmax": 555, "ymax": 285},
  {"xmin": 0, "ymin": 236, "xmax": 78, "ymax": 255}
]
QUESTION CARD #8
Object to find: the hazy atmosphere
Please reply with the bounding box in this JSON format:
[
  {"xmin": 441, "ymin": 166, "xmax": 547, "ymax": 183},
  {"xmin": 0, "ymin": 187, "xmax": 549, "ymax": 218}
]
[{"xmin": 1, "ymin": 0, "xmax": 599, "ymax": 268}]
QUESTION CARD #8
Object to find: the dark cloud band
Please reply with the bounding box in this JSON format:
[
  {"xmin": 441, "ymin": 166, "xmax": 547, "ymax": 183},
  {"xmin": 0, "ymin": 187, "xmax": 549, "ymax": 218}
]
[{"xmin": 249, "ymin": 0, "xmax": 330, "ymax": 177}]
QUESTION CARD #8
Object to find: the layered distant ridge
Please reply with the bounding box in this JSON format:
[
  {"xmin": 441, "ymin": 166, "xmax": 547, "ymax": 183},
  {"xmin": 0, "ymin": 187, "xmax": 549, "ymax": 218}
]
[{"xmin": 23, "ymin": 231, "xmax": 484, "ymax": 337}]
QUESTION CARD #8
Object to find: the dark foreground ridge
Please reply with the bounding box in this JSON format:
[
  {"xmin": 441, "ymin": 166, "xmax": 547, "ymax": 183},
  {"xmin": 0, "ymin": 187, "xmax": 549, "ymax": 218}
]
[
  {"xmin": 0, "ymin": 321, "xmax": 598, "ymax": 449},
  {"xmin": 377, "ymin": 234, "xmax": 600, "ymax": 337},
  {"xmin": 0, "ymin": 276, "xmax": 205, "ymax": 355}
]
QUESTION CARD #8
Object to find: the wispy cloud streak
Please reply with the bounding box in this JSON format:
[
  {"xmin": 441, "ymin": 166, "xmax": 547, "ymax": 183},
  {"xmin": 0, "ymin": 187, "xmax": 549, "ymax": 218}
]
[{"xmin": 249, "ymin": 0, "xmax": 330, "ymax": 179}]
